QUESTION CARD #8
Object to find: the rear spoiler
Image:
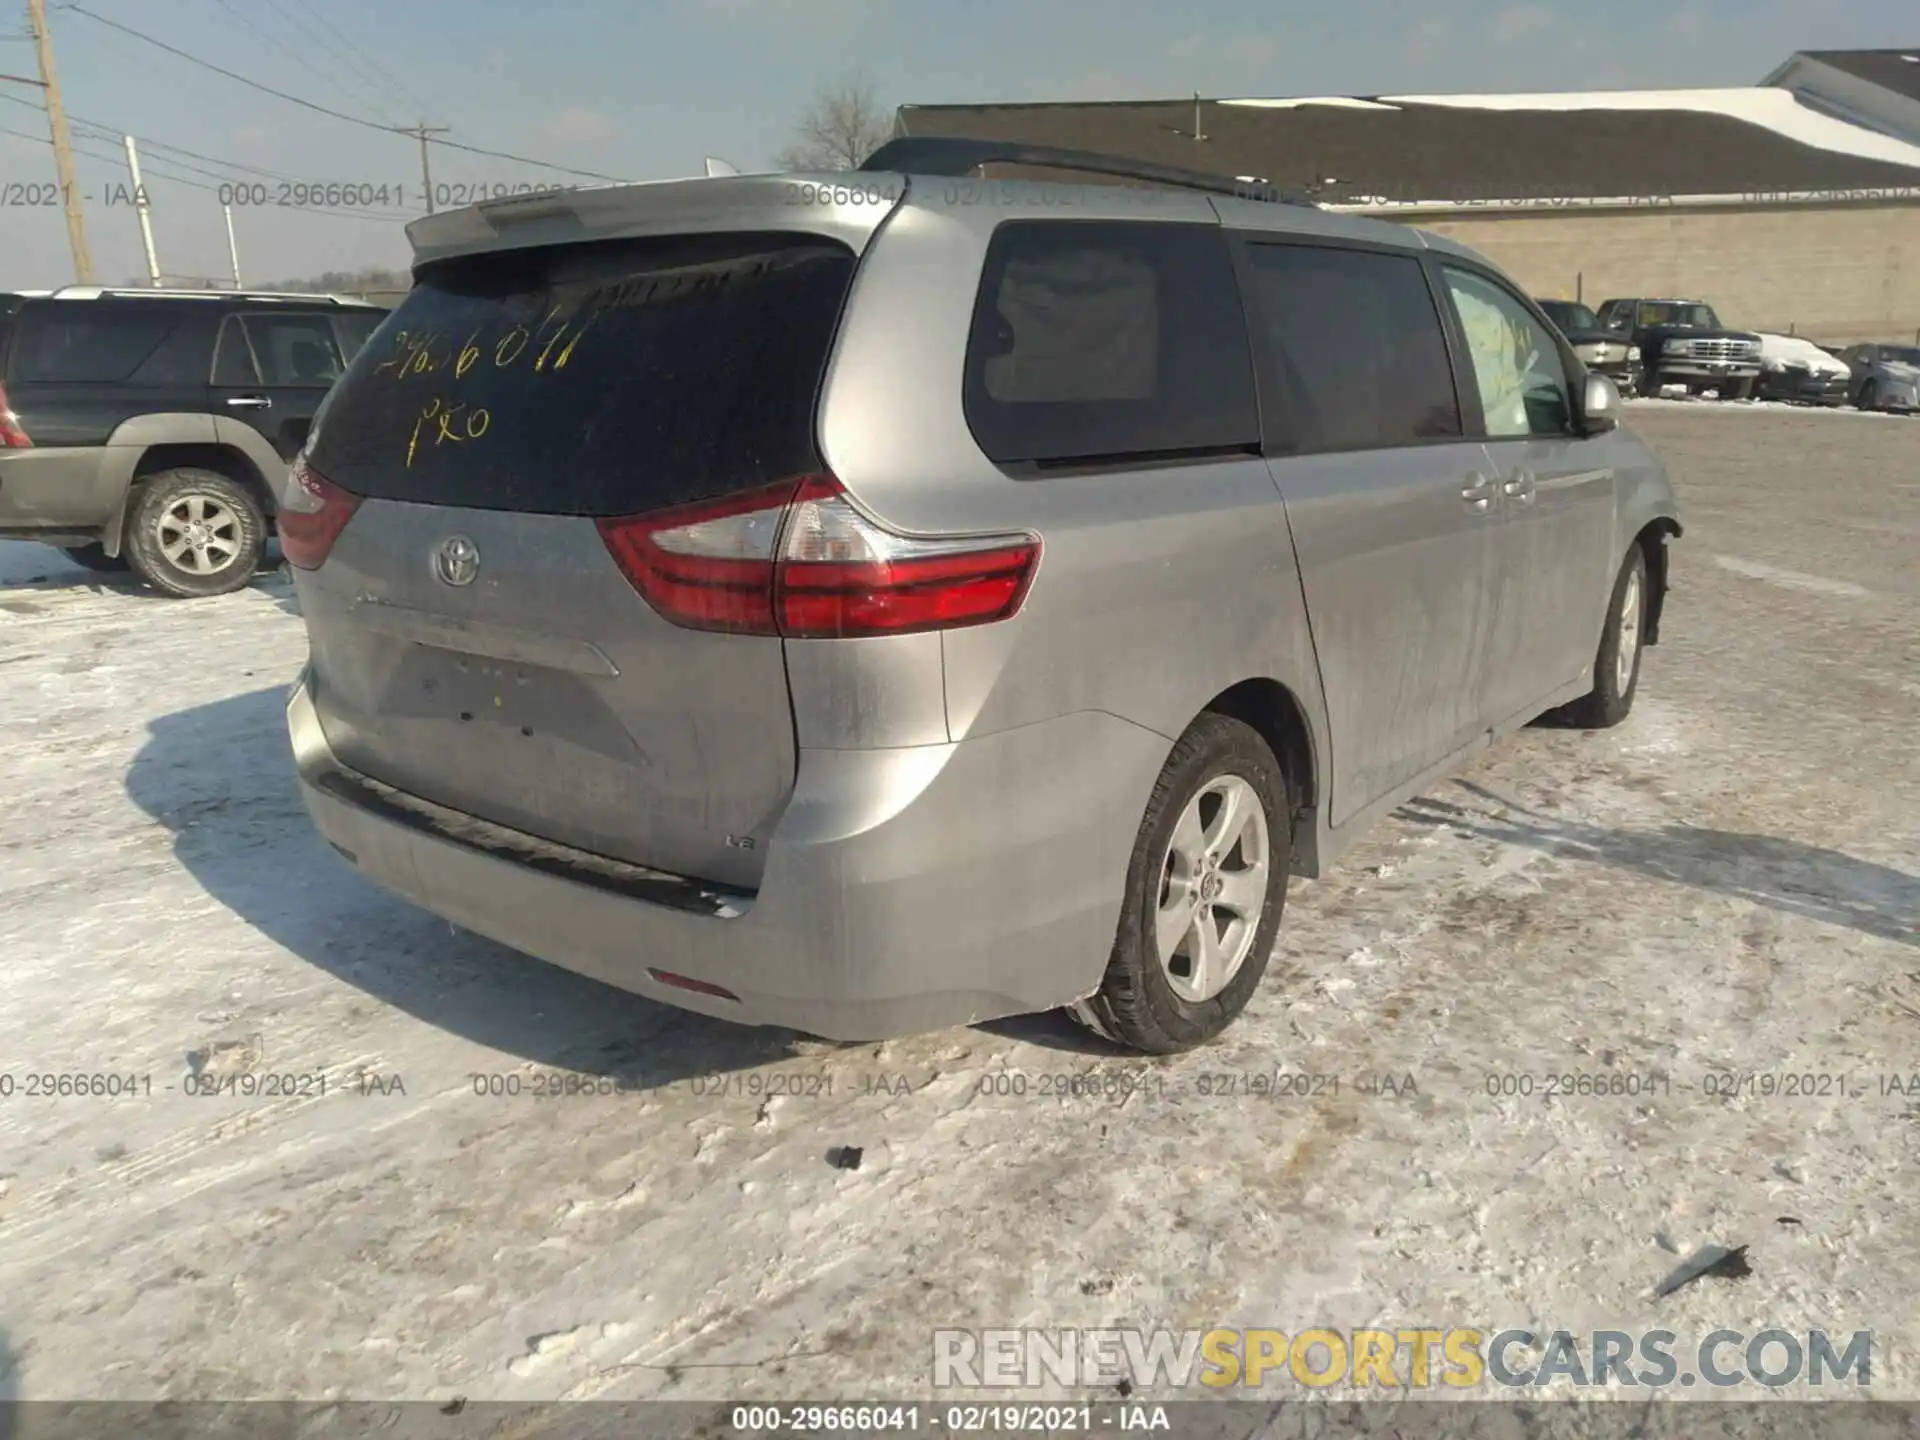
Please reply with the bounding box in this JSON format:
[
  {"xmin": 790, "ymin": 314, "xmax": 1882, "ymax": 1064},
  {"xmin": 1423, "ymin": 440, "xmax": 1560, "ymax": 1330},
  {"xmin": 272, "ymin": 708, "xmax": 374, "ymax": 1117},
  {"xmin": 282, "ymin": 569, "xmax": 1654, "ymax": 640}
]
[{"xmin": 405, "ymin": 172, "xmax": 907, "ymax": 269}]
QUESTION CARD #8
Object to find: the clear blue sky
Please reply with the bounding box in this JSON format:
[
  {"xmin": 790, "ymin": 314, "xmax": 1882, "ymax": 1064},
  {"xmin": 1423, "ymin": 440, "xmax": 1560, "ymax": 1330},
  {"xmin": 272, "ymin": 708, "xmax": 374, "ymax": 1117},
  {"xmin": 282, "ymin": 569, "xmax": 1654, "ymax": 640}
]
[{"xmin": 0, "ymin": 0, "xmax": 1911, "ymax": 288}]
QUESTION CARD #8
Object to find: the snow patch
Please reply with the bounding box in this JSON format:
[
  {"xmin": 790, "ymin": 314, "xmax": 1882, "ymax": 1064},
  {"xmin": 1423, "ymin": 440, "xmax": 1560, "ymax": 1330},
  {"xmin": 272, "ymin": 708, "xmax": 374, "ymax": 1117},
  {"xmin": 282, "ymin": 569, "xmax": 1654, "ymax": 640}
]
[
  {"xmin": 507, "ymin": 1327, "xmax": 588, "ymax": 1377},
  {"xmin": 1371, "ymin": 87, "xmax": 1920, "ymax": 170},
  {"xmin": 1221, "ymin": 96, "xmax": 1405, "ymax": 111},
  {"xmin": 1757, "ymin": 333, "xmax": 1852, "ymax": 379},
  {"xmin": 1224, "ymin": 96, "xmax": 1400, "ymax": 111}
]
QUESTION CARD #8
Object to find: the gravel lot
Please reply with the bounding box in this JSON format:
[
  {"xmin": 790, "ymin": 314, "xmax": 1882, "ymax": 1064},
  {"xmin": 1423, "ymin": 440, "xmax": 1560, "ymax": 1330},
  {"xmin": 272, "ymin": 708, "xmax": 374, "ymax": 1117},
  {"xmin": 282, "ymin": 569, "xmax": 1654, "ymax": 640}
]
[{"xmin": 0, "ymin": 404, "xmax": 1914, "ymax": 1413}]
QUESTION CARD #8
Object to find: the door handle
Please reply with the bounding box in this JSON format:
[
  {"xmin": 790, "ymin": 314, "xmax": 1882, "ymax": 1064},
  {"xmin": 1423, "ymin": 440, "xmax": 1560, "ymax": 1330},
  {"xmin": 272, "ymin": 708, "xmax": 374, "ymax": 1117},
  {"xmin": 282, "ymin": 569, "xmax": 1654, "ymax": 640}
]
[
  {"xmin": 1461, "ymin": 474, "xmax": 1497, "ymax": 512},
  {"xmin": 225, "ymin": 395, "xmax": 272, "ymax": 410},
  {"xmin": 1502, "ymin": 472, "xmax": 1537, "ymax": 505}
]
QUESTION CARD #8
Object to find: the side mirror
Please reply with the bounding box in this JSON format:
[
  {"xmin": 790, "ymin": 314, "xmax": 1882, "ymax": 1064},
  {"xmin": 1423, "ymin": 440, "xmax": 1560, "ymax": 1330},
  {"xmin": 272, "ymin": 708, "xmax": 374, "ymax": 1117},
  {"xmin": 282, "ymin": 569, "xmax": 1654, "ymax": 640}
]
[{"xmin": 1578, "ymin": 372, "xmax": 1620, "ymax": 434}]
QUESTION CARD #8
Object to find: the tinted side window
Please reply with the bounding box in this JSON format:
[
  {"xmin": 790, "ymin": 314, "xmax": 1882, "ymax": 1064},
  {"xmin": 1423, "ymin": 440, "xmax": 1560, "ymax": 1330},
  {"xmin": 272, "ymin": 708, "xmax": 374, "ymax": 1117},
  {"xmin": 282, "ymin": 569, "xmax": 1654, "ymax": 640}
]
[
  {"xmin": 212, "ymin": 316, "xmax": 259, "ymax": 385},
  {"xmin": 962, "ymin": 221, "xmax": 1258, "ymax": 466},
  {"xmin": 126, "ymin": 311, "xmax": 216, "ymax": 385},
  {"xmin": 334, "ymin": 310, "xmax": 386, "ymax": 363},
  {"xmin": 7, "ymin": 304, "xmax": 180, "ymax": 383},
  {"xmin": 1442, "ymin": 267, "xmax": 1571, "ymax": 440},
  {"xmin": 1239, "ymin": 241, "xmax": 1461, "ymax": 454},
  {"xmin": 244, "ymin": 313, "xmax": 344, "ymax": 387}
]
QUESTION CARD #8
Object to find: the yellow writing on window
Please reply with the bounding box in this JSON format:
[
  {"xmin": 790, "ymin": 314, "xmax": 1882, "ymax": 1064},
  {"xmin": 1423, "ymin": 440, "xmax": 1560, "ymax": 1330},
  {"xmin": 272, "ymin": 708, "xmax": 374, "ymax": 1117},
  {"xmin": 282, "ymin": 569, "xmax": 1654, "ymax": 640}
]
[{"xmin": 405, "ymin": 395, "xmax": 492, "ymax": 468}]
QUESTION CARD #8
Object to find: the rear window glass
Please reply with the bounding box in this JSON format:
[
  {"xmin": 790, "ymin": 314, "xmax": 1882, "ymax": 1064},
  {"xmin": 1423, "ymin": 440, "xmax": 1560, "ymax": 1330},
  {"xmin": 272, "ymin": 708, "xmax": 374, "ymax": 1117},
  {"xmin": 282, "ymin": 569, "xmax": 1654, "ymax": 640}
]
[
  {"xmin": 6, "ymin": 305, "xmax": 182, "ymax": 383},
  {"xmin": 1240, "ymin": 241, "xmax": 1461, "ymax": 453},
  {"xmin": 306, "ymin": 234, "xmax": 856, "ymax": 516},
  {"xmin": 962, "ymin": 220, "xmax": 1259, "ymax": 466}
]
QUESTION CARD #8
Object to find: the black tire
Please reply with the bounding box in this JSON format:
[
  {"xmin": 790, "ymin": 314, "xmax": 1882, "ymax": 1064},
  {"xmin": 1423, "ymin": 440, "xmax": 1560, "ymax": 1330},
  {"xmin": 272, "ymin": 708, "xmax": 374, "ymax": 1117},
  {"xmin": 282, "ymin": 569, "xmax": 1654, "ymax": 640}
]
[
  {"xmin": 1721, "ymin": 376, "xmax": 1754, "ymax": 402},
  {"xmin": 123, "ymin": 468, "xmax": 266, "ymax": 598},
  {"xmin": 1559, "ymin": 545, "xmax": 1649, "ymax": 730},
  {"xmin": 1857, "ymin": 380, "xmax": 1879, "ymax": 412},
  {"xmin": 59, "ymin": 542, "xmax": 130, "ymax": 573},
  {"xmin": 1070, "ymin": 714, "xmax": 1291, "ymax": 1054}
]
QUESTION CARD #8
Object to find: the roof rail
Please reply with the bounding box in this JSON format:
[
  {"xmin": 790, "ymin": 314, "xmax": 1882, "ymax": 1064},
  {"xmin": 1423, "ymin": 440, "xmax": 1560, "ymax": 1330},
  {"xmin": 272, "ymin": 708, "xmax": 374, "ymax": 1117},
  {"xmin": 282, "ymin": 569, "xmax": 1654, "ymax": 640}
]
[
  {"xmin": 46, "ymin": 286, "xmax": 370, "ymax": 305},
  {"xmin": 858, "ymin": 136, "xmax": 1317, "ymax": 207}
]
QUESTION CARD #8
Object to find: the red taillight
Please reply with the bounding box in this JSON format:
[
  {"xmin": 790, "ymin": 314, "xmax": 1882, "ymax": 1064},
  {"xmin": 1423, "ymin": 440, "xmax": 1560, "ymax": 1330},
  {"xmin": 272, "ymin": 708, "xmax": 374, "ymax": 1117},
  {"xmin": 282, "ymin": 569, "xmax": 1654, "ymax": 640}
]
[
  {"xmin": 279, "ymin": 454, "xmax": 363, "ymax": 570},
  {"xmin": 596, "ymin": 479, "xmax": 799, "ymax": 634},
  {"xmin": 598, "ymin": 474, "xmax": 1041, "ymax": 639},
  {"xmin": 0, "ymin": 382, "xmax": 30, "ymax": 449}
]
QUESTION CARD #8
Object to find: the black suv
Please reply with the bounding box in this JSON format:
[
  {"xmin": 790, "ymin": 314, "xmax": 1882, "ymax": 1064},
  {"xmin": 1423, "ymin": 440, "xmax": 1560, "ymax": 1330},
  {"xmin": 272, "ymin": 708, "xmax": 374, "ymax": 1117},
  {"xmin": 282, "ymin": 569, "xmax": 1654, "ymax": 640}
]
[
  {"xmin": 0, "ymin": 287, "xmax": 388, "ymax": 596},
  {"xmin": 1594, "ymin": 297, "xmax": 1763, "ymax": 400}
]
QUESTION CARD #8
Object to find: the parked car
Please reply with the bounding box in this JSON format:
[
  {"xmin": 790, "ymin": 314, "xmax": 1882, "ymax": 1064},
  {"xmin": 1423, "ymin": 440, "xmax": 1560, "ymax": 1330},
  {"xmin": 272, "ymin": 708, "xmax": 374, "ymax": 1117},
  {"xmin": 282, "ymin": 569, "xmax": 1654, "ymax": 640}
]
[
  {"xmin": 0, "ymin": 287, "xmax": 387, "ymax": 595},
  {"xmin": 1837, "ymin": 342, "xmax": 1920, "ymax": 412},
  {"xmin": 1595, "ymin": 297, "xmax": 1763, "ymax": 400},
  {"xmin": 1535, "ymin": 299, "xmax": 1643, "ymax": 393},
  {"xmin": 1753, "ymin": 333, "xmax": 1851, "ymax": 406},
  {"xmin": 282, "ymin": 138, "xmax": 1681, "ymax": 1054}
]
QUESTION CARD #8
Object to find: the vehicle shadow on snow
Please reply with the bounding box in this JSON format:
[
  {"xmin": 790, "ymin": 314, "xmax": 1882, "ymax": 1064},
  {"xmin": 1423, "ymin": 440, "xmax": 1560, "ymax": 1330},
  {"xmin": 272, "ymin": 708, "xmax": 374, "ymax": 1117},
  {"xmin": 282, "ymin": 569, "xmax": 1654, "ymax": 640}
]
[
  {"xmin": 125, "ymin": 686, "xmax": 822, "ymax": 1091},
  {"xmin": 1398, "ymin": 782, "xmax": 1919, "ymax": 948}
]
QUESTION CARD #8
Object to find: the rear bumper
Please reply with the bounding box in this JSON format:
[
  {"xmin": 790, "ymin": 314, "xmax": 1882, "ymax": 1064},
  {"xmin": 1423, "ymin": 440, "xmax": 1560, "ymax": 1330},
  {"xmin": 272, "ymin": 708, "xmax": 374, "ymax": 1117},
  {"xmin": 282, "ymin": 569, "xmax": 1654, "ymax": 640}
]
[
  {"xmin": 1754, "ymin": 372, "xmax": 1850, "ymax": 404},
  {"xmin": 0, "ymin": 446, "xmax": 119, "ymax": 534},
  {"xmin": 288, "ymin": 673, "xmax": 1166, "ymax": 1041}
]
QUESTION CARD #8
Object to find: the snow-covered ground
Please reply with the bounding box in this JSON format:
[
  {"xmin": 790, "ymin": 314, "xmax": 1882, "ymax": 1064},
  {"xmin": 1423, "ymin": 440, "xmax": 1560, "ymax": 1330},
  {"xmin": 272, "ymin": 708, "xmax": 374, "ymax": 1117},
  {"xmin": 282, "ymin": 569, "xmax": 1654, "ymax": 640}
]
[
  {"xmin": 1, "ymin": 408, "xmax": 1916, "ymax": 1410},
  {"xmin": 1626, "ymin": 394, "xmax": 1911, "ymax": 416}
]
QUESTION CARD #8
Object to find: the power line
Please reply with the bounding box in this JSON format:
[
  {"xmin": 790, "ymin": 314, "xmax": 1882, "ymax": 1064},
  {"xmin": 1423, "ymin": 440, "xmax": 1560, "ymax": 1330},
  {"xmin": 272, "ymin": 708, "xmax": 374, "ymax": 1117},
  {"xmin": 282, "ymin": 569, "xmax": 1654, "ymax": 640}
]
[
  {"xmin": 62, "ymin": 4, "xmax": 631, "ymax": 182},
  {"xmin": 421, "ymin": 132, "xmax": 624, "ymax": 181},
  {"xmin": 63, "ymin": 3, "xmax": 404, "ymax": 135},
  {"xmin": 260, "ymin": 0, "xmax": 414, "ymax": 122},
  {"xmin": 278, "ymin": 0, "xmax": 416, "ymax": 115},
  {"xmin": 210, "ymin": 0, "xmax": 405, "ymax": 127},
  {"xmin": 0, "ymin": 90, "xmax": 310, "ymax": 183}
]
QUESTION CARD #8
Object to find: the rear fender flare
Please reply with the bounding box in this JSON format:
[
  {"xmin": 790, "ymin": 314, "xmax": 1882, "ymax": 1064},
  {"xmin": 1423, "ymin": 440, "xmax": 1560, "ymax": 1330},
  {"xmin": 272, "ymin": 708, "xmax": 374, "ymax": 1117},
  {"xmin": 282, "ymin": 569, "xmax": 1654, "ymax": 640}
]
[
  {"xmin": 100, "ymin": 415, "xmax": 287, "ymax": 556},
  {"xmin": 99, "ymin": 413, "xmax": 218, "ymax": 557}
]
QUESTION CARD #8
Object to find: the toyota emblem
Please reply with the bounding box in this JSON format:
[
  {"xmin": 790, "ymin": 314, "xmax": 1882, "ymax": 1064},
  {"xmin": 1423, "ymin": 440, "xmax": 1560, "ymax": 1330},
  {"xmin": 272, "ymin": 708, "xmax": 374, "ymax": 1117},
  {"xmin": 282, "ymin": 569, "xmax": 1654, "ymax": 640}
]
[{"xmin": 433, "ymin": 535, "xmax": 480, "ymax": 587}]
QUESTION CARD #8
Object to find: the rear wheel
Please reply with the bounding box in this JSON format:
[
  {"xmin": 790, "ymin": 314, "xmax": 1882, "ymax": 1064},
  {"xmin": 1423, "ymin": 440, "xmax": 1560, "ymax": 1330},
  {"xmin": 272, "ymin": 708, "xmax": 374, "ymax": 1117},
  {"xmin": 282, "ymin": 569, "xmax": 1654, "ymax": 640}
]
[
  {"xmin": 59, "ymin": 542, "xmax": 130, "ymax": 573},
  {"xmin": 123, "ymin": 468, "xmax": 266, "ymax": 598},
  {"xmin": 1559, "ymin": 545, "xmax": 1648, "ymax": 730},
  {"xmin": 1070, "ymin": 714, "xmax": 1291, "ymax": 1054}
]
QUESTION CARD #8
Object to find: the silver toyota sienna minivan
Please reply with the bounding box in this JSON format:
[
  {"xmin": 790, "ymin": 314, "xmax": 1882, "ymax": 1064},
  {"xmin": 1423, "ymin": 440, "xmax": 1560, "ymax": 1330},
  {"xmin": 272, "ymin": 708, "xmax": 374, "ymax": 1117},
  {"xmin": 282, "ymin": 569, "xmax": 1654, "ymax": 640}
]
[{"xmin": 283, "ymin": 139, "xmax": 1680, "ymax": 1053}]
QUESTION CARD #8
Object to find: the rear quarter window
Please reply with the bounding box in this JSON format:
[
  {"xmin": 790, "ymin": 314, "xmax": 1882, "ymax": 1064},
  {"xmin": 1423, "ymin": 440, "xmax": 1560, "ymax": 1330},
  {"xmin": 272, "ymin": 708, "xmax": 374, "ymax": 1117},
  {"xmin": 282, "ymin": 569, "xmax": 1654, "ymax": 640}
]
[
  {"xmin": 307, "ymin": 233, "xmax": 855, "ymax": 516},
  {"xmin": 6, "ymin": 304, "xmax": 185, "ymax": 384},
  {"xmin": 962, "ymin": 220, "xmax": 1259, "ymax": 466}
]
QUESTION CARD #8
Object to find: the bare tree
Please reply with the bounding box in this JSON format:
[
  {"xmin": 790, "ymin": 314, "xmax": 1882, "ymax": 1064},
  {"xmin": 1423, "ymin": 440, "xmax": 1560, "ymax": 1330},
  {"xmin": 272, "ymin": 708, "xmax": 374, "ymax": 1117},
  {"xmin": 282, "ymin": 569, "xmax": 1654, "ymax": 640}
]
[{"xmin": 775, "ymin": 76, "xmax": 892, "ymax": 172}]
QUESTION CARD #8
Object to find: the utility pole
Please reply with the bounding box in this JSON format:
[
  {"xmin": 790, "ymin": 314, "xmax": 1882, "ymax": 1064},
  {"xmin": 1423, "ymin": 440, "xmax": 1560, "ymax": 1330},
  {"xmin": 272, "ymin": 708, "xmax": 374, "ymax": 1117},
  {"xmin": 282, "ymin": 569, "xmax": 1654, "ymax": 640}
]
[
  {"xmin": 123, "ymin": 134, "xmax": 161, "ymax": 286},
  {"xmin": 26, "ymin": 0, "xmax": 94, "ymax": 282},
  {"xmin": 223, "ymin": 204, "xmax": 242, "ymax": 288},
  {"xmin": 397, "ymin": 121, "xmax": 449, "ymax": 214}
]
